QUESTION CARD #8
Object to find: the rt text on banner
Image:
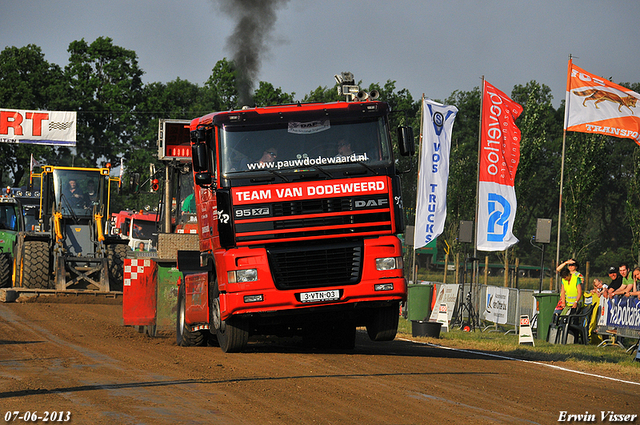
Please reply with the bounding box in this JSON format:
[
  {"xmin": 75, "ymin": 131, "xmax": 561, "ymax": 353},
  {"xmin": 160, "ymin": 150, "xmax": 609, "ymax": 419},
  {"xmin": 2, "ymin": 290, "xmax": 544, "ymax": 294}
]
[{"xmin": 0, "ymin": 109, "xmax": 77, "ymax": 147}]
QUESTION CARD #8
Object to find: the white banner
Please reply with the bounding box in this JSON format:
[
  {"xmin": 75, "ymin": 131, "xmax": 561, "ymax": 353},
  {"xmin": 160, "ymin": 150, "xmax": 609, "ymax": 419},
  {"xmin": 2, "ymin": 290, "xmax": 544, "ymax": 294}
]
[
  {"xmin": 484, "ymin": 285, "xmax": 509, "ymax": 324},
  {"xmin": 414, "ymin": 99, "xmax": 458, "ymax": 249},
  {"xmin": 0, "ymin": 109, "xmax": 76, "ymax": 146},
  {"xmin": 429, "ymin": 283, "xmax": 459, "ymax": 322},
  {"xmin": 476, "ymin": 181, "xmax": 519, "ymax": 251}
]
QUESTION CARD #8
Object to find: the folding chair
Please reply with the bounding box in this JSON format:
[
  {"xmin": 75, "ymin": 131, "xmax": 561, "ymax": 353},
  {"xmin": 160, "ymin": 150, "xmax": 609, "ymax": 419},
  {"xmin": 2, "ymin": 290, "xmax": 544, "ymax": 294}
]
[{"xmin": 560, "ymin": 304, "xmax": 594, "ymax": 344}]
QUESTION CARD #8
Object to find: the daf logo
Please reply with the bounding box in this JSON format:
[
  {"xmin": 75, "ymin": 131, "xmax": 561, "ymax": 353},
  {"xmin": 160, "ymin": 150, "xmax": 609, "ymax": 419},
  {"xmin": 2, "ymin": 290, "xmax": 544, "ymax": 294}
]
[{"xmin": 355, "ymin": 198, "xmax": 388, "ymax": 208}]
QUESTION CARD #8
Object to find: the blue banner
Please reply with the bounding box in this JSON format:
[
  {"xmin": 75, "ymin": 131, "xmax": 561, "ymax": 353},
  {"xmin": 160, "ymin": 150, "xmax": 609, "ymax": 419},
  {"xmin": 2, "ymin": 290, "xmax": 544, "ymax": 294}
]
[{"xmin": 607, "ymin": 296, "xmax": 640, "ymax": 330}]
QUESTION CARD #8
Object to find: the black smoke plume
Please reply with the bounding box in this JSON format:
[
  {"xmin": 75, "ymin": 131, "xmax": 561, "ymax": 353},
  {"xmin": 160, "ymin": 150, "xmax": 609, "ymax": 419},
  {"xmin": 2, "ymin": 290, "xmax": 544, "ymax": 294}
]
[{"xmin": 216, "ymin": 0, "xmax": 289, "ymax": 107}]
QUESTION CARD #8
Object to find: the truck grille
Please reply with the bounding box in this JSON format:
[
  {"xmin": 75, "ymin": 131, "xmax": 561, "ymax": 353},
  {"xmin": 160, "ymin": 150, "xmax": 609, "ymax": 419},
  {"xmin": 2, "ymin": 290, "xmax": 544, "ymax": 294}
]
[
  {"xmin": 234, "ymin": 195, "xmax": 392, "ymax": 244},
  {"xmin": 267, "ymin": 241, "xmax": 363, "ymax": 290}
]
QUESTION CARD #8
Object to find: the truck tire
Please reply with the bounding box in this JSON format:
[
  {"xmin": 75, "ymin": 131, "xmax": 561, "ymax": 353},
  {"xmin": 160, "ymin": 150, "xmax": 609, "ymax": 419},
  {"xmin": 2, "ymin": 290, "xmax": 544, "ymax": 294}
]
[
  {"xmin": 21, "ymin": 240, "xmax": 51, "ymax": 289},
  {"xmin": 0, "ymin": 253, "xmax": 11, "ymax": 288},
  {"xmin": 176, "ymin": 283, "xmax": 207, "ymax": 347},
  {"xmin": 209, "ymin": 276, "xmax": 248, "ymax": 353},
  {"xmin": 366, "ymin": 302, "xmax": 400, "ymax": 341},
  {"xmin": 107, "ymin": 244, "xmax": 129, "ymax": 291},
  {"xmin": 216, "ymin": 316, "xmax": 249, "ymax": 353}
]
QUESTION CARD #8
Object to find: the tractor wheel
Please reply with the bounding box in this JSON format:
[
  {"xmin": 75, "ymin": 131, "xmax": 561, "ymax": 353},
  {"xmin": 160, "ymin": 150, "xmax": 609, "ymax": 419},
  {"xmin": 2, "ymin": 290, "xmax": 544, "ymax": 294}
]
[
  {"xmin": 107, "ymin": 243, "xmax": 129, "ymax": 291},
  {"xmin": 176, "ymin": 282, "xmax": 207, "ymax": 347},
  {"xmin": 21, "ymin": 240, "xmax": 51, "ymax": 289},
  {"xmin": 366, "ymin": 302, "xmax": 400, "ymax": 341},
  {"xmin": 0, "ymin": 253, "xmax": 12, "ymax": 288}
]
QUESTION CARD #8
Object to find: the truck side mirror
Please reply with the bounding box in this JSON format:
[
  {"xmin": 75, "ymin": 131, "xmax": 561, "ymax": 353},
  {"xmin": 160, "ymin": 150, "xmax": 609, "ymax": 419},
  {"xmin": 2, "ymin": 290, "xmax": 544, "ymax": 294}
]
[
  {"xmin": 191, "ymin": 143, "xmax": 209, "ymax": 172},
  {"xmin": 397, "ymin": 126, "xmax": 415, "ymax": 156},
  {"xmin": 195, "ymin": 172, "xmax": 212, "ymax": 187}
]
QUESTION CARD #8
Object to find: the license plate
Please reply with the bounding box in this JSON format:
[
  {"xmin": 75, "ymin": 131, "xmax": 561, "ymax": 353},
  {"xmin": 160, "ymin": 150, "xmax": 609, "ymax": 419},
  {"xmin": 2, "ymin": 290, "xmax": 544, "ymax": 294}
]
[{"xmin": 299, "ymin": 289, "xmax": 340, "ymax": 303}]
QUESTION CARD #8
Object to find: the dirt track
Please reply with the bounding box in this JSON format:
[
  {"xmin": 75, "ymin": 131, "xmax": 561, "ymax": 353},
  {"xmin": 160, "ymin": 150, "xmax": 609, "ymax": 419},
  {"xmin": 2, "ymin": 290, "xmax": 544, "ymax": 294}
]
[{"xmin": 1, "ymin": 299, "xmax": 638, "ymax": 425}]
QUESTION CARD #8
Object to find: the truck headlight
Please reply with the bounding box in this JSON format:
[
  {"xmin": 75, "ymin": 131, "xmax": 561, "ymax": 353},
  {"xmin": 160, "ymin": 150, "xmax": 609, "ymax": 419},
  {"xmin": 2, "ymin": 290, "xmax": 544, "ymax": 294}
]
[
  {"xmin": 228, "ymin": 269, "xmax": 258, "ymax": 283},
  {"xmin": 375, "ymin": 257, "xmax": 403, "ymax": 271}
]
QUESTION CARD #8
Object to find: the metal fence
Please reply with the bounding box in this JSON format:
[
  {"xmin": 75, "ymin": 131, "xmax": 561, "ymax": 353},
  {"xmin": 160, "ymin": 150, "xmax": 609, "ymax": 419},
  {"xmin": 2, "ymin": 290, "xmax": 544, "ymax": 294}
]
[{"xmin": 427, "ymin": 282, "xmax": 540, "ymax": 330}]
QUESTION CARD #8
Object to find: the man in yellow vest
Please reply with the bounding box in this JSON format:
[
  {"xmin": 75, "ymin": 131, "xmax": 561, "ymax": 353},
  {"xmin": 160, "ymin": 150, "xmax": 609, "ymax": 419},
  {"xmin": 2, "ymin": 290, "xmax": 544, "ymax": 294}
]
[
  {"xmin": 556, "ymin": 267, "xmax": 583, "ymax": 314},
  {"xmin": 557, "ymin": 258, "xmax": 584, "ymax": 290}
]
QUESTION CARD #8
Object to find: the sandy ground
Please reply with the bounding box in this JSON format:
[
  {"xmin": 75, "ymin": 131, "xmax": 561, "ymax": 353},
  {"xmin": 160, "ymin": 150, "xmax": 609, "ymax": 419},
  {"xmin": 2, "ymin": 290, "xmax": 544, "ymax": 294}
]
[{"xmin": 1, "ymin": 298, "xmax": 638, "ymax": 425}]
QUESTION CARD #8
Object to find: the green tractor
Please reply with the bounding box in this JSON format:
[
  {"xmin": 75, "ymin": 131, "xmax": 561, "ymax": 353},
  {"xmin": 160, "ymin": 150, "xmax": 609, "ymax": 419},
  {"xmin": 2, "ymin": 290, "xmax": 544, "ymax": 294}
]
[{"xmin": 0, "ymin": 195, "xmax": 24, "ymax": 288}]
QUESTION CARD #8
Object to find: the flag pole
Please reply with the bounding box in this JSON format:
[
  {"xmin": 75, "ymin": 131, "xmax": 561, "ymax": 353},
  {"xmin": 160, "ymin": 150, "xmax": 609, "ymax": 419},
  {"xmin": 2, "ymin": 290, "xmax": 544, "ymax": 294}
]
[
  {"xmin": 555, "ymin": 55, "xmax": 572, "ymax": 290},
  {"xmin": 473, "ymin": 76, "xmax": 485, "ymax": 284},
  {"xmin": 412, "ymin": 94, "xmax": 426, "ymax": 285}
]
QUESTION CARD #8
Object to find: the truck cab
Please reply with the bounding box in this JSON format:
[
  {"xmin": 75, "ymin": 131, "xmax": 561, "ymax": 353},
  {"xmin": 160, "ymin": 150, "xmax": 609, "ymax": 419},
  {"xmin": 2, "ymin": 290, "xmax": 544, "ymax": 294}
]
[{"xmin": 178, "ymin": 83, "xmax": 414, "ymax": 352}]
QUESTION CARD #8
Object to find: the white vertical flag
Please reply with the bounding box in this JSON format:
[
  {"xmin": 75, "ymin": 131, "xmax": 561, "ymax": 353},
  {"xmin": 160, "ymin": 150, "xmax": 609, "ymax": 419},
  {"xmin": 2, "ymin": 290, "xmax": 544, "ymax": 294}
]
[
  {"xmin": 414, "ymin": 99, "xmax": 458, "ymax": 250},
  {"xmin": 119, "ymin": 157, "xmax": 124, "ymax": 188}
]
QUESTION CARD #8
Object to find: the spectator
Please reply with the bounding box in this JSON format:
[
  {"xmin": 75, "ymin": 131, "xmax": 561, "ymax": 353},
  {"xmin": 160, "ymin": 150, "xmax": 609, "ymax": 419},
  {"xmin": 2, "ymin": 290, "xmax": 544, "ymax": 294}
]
[
  {"xmin": 590, "ymin": 278, "xmax": 608, "ymax": 297},
  {"xmin": 614, "ymin": 263, "xmax": 633, "ymax": 296},
  {"xmin": 138, "ymin": 242, "xmax": 146, "ymax": 252},
  {"xmin": 624, "ymin": 267, "xmax": 640, "ymax": 298},
  {"xmin": 605, "ymin": 266, "xmax": 623, "ymax": 298}
]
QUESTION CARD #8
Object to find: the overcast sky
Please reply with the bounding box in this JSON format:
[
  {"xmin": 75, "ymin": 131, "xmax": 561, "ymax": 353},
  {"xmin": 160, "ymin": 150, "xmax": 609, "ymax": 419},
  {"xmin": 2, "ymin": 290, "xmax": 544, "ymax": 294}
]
[{"xmin": 2, "ymin": 0, "xmax": 639, "ymax": 108}]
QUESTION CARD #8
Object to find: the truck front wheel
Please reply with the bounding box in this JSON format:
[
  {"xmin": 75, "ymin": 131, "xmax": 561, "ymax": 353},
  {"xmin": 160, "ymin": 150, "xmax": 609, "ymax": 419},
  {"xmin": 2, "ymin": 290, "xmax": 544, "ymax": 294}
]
[
  {"xmin": 366, "ymin": 302, "xmax": 400, "ymax": 341},
  {"xmin": 210, "ymin": 278, "xmax": 249, "ymax": 353},
  {"xmin": 216, "ymin": 317, "xmax": 249, "ymax": 353},
  {"xmin": 176, "ymin": 283, "xmax": 207, "ymax": 347}
]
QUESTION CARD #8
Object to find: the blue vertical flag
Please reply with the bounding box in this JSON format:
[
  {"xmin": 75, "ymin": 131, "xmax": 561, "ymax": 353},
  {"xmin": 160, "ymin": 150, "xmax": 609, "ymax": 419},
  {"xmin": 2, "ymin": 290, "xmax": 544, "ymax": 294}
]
[{"xmin": 414, "ymin": 99, "xmax": 458, "ymax": 250}]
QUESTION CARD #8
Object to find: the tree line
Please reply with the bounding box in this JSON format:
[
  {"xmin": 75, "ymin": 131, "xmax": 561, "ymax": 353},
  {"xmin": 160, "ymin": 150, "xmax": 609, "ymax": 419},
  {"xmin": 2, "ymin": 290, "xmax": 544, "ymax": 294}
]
[{"xmin": 1, "ymin": 37, "xmax": 639, "ymax": 275}]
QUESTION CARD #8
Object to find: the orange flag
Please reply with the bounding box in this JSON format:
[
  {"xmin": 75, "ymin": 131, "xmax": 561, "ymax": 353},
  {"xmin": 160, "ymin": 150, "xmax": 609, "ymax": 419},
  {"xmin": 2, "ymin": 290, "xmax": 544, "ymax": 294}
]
[{"xmin": 565, "ymin": 60, "xmax": 640, "ymax": 145}]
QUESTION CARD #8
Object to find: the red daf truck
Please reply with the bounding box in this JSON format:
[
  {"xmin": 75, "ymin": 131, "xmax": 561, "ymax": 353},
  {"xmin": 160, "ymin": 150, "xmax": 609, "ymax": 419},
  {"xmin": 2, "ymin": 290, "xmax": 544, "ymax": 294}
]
[{"xmin": 177, "ymin": 82, "xmax": 414, "ymax": 352}]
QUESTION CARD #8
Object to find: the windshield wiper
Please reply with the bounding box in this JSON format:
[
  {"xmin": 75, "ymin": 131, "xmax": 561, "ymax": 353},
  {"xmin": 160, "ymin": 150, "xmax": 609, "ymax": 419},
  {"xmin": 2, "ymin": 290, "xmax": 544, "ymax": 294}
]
[
  {"xmin": 264, "ymin": 169, "xmax": 289, "ymax": 182},
  {"xmin": 344, "ymin": 161, "xmax": 378, "ymax": 175},
  {"xmin": 311, "ymin": 165, "xmax": 334, "ymax": 179}
]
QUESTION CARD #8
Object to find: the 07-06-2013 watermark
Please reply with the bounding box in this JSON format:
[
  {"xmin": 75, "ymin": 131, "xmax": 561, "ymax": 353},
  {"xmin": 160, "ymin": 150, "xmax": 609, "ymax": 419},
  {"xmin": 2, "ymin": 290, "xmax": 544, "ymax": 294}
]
[
  {"xmin": 558, "ymin": 411, "xmax": 638, "ymax": 422},
  {"xmin": 4, "ymin": 411, "xmax": 71, "ymax": 422}
]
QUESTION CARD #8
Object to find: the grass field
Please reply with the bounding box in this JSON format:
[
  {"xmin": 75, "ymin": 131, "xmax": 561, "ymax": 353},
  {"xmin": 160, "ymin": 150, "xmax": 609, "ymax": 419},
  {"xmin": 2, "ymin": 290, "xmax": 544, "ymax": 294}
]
[
  {"xmin": 403, "ymin": 269, "xmax": 640, "ymax": 377},
  {"xmin": 396, "ymin": 318, "xmax": 640, "ymax": 380}
]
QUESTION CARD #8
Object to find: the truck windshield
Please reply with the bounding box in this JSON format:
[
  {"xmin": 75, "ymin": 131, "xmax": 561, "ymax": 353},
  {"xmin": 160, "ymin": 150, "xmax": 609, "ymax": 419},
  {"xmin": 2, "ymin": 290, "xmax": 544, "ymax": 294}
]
[
  {"xmin": 131, "ymin": 219, "xmax": 156, "ymax": 239},
  {"xmin": 220, "ymin": 116, "xmax": 392, "ymax": 176},
  {"xmin": 53, "ymin": 170, "xmax": 101, "ymax": 217}
]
